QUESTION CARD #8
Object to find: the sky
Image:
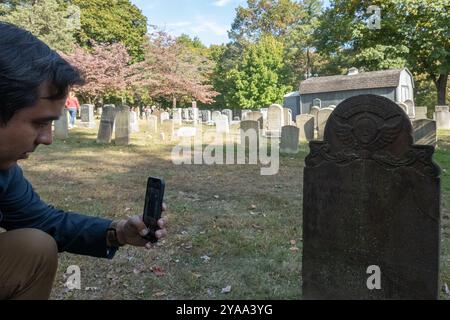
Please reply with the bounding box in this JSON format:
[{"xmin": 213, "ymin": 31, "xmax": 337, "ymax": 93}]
[{"xmin": 130, "ymin": 0, "xmax": 248, "ymax": 46}]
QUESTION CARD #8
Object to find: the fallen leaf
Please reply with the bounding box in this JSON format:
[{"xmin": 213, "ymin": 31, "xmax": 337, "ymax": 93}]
[
  {"xmin": 153, "ymin": 291, "xmax": 166, "ymax": 297},
  {"xmin": 290, "ymin": 240, "xmax": 297, "ymax": 245},
  {"xmin": 201, "ymin": 255, "xmax": 211, "ymax": 262},
  {"xmin": 248, "ymin": 204, "xmax": 257, "ymax": 210},
  {"xmin": 290, "ymin": 246, "xmax": 299, "ymax": 251},
  {"xmin": 192, "ymin": 272, "xmax": 202, "ymax": 279},
  {"xmin": 151, "ymin": 266, "xmax": 166, "ymax": 277},
  {"xmin": 221, "ymin": 285, "xmax": 232, "ymax": 294},
  {"xmin": 252, "ymin": 224, "xmax": 263, "ymax": 230}
]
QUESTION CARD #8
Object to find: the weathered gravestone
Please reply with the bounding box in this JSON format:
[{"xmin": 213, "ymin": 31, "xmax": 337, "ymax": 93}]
[
  {"xmin": 415, "ymin": 107, "xmax": 428, "ymax": 120},
  {"xmin": 413, "ymin": 119, "xmax": 437, "ymax": 146},
  {"xmin": 317, "ymin": 107, "xmax": 334, "ymax": 140},
  {"xmin": 435, "ymin": 106, "xmax": 450, "ymax": 130},
  {"xmin": 397, "ymin": 102, "xmax": 409, "ymax": 115},
  {"xmin": 147, "ymin": 115, "xmax": 158, "ymax": 134},
  {"xmin": 172, "ymin": 108, "xmax": 183, "ymax": 126},
  {"xmin": 54, "ymin": 109, "xmax": 69, "ymax": 139},
  {"xmin": 267, "ymin": 104, "xmax": 284, "ymax": 136},
  {"xmin": 296, "ymin": 114, "xmax": 315, "ymax": 142},
  {"xmin": 280, "ymin": 125, "xmax": 299, "ymax": 154},
  {"xmin": 215, "ymin": 114, "xmax": 230, "ymax": 134},
  {"xmin": 302, "ymin": 94, "xmax": 441, "ymax": 300},
  {"xmin": 240, "ymin": 120, "xmax": 260, "ymax": 149},
  {"xmin": 283, "ymin": 108, "xmax": 293, "ymax": 126},
  {"xmin": 80, "ymin": 104, "xmax": 96, "ymax": 129},
  {"xmin": 130, "ymin": 110, "xmax": 139, "ymax": 133},
  {"xmin": 241, "ymin": 110, "xmax": 251, "ymax": 121},
  {"xmin": 160, "ymin": 111, "xmax": 170, "ymax": 122},
  {"xmin": 212, "ymin": 111, "xmax": 222, "ymax": 124},
  {"xmin": 161, "ymin": 119, "xmax": 174, "ymax": 141},
  {"xmin": 309, "ymin": 106, "xmax": 320, "ymax": 138},
  {"xmin": 182, "ymin": 108, "xmax": 189, "ymax": 121},
  {"xmin": 97, "ymin": 104, "xmax": 116, "ymax": 144},
  {"xmin": 114, "ymin": 107, "xmax": 130, "ymax": 145},
  {"xmin": 222, "ymin": 109, "xmax": 233, "ymax": 124},
  {"xmin": 404, "ymin": 99, "xmax": 415, "ymax": 118},
  {"xmin": 246, "ymin": 111, "xmax": 264, "ymax": 129},
  {"xmin": 201, "ymin": 110, "xmax": 212, "ymax": 123}
]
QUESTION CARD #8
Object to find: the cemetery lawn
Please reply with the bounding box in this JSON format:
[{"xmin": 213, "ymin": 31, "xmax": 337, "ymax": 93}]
[
  {"xmin": 22, "ymin": 124, "xmax": 304, "ymax": 300},
  {"xmin": 19, "ymin": 125, "xmax": 450, "ymax": 300}
]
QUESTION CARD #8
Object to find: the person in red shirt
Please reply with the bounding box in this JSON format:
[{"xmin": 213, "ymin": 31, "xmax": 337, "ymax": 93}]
[{"xmin": 65, "ymin": 91, "xmax": 80, "ymax": 128}]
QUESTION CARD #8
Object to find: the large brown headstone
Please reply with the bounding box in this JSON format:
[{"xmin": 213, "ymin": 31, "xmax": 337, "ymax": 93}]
[{"xmin": 302, "ymin": 94, "xmax": 441, "ymax": 300}]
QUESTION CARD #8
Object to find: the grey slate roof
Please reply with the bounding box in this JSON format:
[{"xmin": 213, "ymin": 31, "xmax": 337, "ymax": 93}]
[{"xmin": 299, "ymin": 69, "xmax": 406, "ymax": 94}]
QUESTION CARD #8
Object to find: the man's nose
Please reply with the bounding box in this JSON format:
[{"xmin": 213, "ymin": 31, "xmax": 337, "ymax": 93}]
[{"xmin": 36, "ymin": 125, "xmax": 53, "ymax": 145}]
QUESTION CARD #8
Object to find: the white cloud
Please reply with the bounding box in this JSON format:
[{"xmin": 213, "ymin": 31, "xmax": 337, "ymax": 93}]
[
  {"xmin": 213, "ymin": 0, "xmax": 233, "ymax": 7},
  {"xmin": 190, "ymin": 21, "xmax": 228, "ymax": 36},
  {"xmin": 166, "ymin": 21, "xmax": 192, "ymax": 27}
]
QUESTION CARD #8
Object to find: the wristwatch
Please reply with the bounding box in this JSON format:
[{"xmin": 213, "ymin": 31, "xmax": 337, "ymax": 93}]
[{"xmin": 107, "ymin": 220, "xmax": 125, "ymax": 248}]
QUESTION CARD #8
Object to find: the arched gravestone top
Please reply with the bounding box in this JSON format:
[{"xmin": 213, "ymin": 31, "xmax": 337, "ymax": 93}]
[
  {"xmin": 306, "ymin": 95, "xmax": 440, "ymax": 178},
  {"xmin": 302, "ymin": 94, "xmax": 441, "ymax": 300}
]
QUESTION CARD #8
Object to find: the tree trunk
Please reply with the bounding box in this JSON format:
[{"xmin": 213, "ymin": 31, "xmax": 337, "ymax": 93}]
[{"xmin": 434, "ymin": 74, "xmax": 448, "ymax": 106}]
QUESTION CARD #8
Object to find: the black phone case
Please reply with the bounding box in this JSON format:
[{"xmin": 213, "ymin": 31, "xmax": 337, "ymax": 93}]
[{"xmin": 142, "ymin": 177, "xmax": 165, "ymax": 243}]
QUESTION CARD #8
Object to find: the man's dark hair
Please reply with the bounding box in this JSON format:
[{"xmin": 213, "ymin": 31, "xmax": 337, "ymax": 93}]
[{"xmin": 0, "ymin": 22, "xmax": 84, "ymax": 124}]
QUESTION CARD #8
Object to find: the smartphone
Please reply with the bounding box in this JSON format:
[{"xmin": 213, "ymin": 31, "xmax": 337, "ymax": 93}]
[{"xmin": 142, "ymin": 177, "xmax": 165, "ymax": 243}]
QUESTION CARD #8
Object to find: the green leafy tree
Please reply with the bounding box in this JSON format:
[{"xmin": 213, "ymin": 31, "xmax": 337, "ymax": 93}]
[
  {"xmin": 72, "ymin": 0, "xmax": 147, "ymax": 62},
  {"xmin": 0, "ymin": 0, "xmax": 80, "ymax": 53},
  {"xmin": 225, "ymin": 34, "xmax": 292, "ymax": 109},
  {"xmin": 314, "ymin": 0, "xmax": 449, "ymax": 105}
]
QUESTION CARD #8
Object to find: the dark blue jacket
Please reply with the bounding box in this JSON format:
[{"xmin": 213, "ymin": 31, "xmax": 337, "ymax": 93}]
[{"xmin": 0, "ymin": 165, "xmax": 116, "ymax": 258}]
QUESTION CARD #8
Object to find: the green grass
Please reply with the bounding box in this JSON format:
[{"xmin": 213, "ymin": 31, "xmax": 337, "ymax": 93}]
[{"xmin": 17, "ymin": 123, "xmax": 450, "ymax": 300}]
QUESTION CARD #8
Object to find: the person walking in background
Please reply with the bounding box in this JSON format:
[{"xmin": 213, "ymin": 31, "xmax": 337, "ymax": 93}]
[{"xmin": 65, "ymin": 91, "xmax": 80, "ymax": 129}]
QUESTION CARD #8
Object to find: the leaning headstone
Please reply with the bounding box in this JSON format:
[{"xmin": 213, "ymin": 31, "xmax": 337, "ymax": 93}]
[
  {"xmin": 413, "ymin": 119, "xmax": 437, "ymax": 146},
  {"xmin": 222, "ymin": 109, "xmax": 233, "ymax": 124},
  {"xmin": 316, "ymin": 108, "xmax": 334, "ymax": 140},
  {"xmin": 215, "ymin": 114, "xmax": 229, "ymax": 134},
  {"xmin": 435, "ymin": 106, "xmax": 450, "ymax": 130},
  {"xmin": 147, "ymin": 115, "xmax": 158, "ymax": 134},
  {"xmin": 280, "ymin": 125, "xmax": 299, "ymax": 154},
  {"xmin": 283, "ymin": 108, "xmax": 293, "ymax": 126},
  {"xmin": 54, "ymin": 109, "xmax": 69, "ymax": 139},
  {"xmin": 267, "ymin": 104, "xmax": 284, "ymax": 136},
  {"xmin": 415, "ymin": 107, "xmax": 428, "ymax": 120},
  {"xmin": 114, "ymin": 107, "xmax": 130, "ymax": 145},
  {"xmin": 240, "ymin": 120, "xmax": 260, "ymax": 148},
  {"xmin": 303, "ymin": 94, "xmax": 441, "ymax": 300},
  {"xmin": 96, "ymin": 104, "xmax": 116, "ymax": 144},
  {"xmin": 80, "ymin": 104, "xmax": 96, "ymax": 129},
  {"xmin": 246, "ymin": 111, "xmax": 264, "ymax": 129},
  {"xmin": 296, "ymin": 114, "xmax": 315, "ymax": 142}
]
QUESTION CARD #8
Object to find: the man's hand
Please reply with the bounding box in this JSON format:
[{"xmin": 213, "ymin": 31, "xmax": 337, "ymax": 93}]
[{"xmin": 115, "ymin": 203, "xmax": 168, "ymax": 249}]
